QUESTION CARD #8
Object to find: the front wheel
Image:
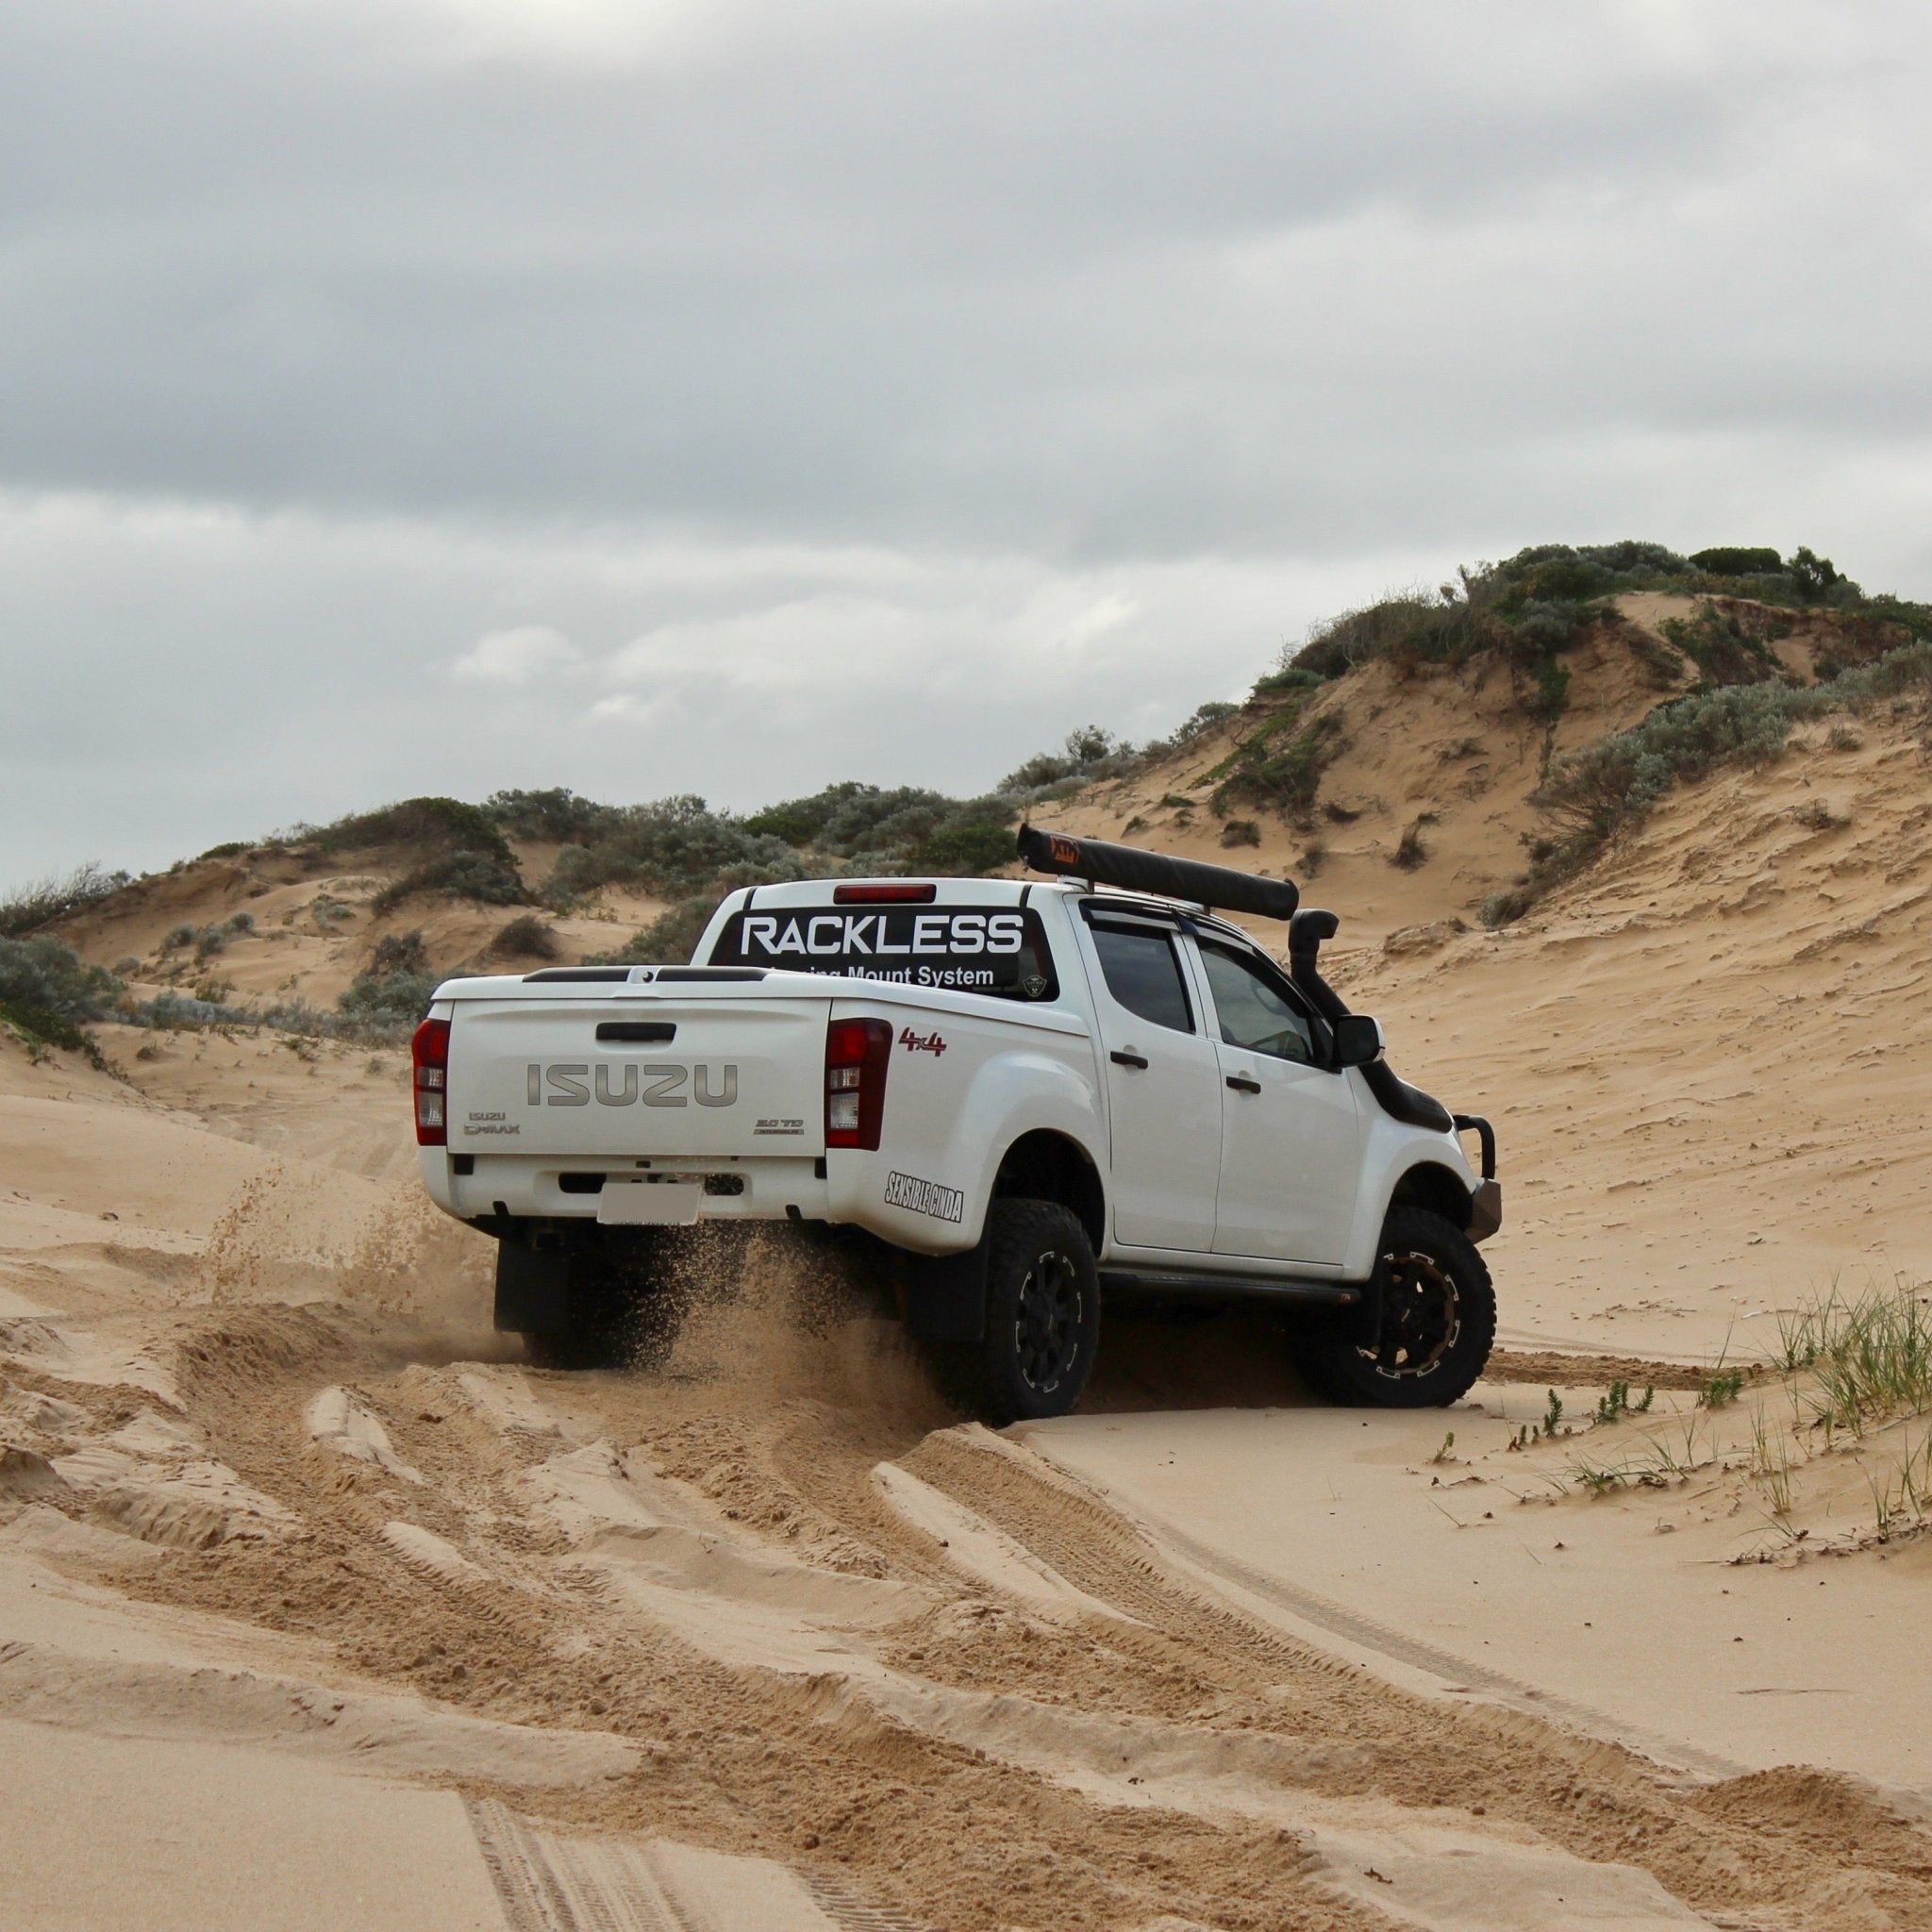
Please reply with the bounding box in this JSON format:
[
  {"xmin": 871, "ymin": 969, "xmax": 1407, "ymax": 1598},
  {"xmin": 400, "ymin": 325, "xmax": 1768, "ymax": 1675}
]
[
  {"xmin": 936, "ymin": 1199, "xmax": 1101, "ymax": 1425},
  {"xmin": 1291, "ymin": 1206, "xmax": 1494, "ymax": 1408}
]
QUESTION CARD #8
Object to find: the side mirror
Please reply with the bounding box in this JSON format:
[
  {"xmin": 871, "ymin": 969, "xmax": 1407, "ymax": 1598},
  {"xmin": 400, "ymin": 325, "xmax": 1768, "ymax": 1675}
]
[{"xmin": 1332, "ymin": 1015, "xmax": 1384, "ymax": 1068}]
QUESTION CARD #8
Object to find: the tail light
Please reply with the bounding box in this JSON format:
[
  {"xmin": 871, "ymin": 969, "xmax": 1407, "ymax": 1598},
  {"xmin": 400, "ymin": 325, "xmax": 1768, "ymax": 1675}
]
[
  {"xmin": 412, "ymin": 1017, "xmax": 451, "ymax": 1147},
  {"xmin": 824, "ymin": 1017, "xmax": 892, "ymax": 1150}
]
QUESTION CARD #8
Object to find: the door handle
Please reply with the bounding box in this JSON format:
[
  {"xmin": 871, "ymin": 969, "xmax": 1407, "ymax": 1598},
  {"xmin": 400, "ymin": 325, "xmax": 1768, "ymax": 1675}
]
[
  {"xmin": 1225, "ymin": 1074, "xmax": 1261, "ymax": 1093},
  {"xmin": 1109, "ymin": 1049, "xmax": 1150, "ymax": 1070}
]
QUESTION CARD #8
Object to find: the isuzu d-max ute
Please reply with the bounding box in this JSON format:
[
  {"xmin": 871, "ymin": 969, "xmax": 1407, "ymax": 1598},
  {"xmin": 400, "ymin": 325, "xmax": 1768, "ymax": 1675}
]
[{"xmin": 413, "ymin": 829, "xmax": 1501, "ymax": 1422}]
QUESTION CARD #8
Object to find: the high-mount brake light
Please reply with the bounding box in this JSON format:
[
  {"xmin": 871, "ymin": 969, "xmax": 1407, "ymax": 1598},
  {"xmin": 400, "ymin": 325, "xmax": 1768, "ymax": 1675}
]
[
  {"xmin": 832, "ymin": 883, "xmax": 937, "ymax": 905},
  {"xmin": 411, "ymin": 1017, "xmax": 451, "ymax": 1147},
  {"xmin": 824, "ymin": 1017, "xmax": 892, "ymax": 1150}
]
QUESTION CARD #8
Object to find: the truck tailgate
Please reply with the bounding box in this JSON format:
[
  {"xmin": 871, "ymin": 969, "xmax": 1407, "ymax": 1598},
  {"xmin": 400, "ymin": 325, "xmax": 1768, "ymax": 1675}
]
[{"xmin": 445, "ymin": 993, "xmax": 827, "ymax": 1158}]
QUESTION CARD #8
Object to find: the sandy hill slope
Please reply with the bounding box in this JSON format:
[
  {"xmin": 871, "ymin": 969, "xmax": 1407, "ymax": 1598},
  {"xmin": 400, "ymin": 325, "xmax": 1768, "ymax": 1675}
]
[
  {"xmin": 1044, "ymin": 591, "xmax": 1899, "ymax": 947},
  {"xmin": 51, "ymin": 837, "xmax": 665, "ymax": 1012}
]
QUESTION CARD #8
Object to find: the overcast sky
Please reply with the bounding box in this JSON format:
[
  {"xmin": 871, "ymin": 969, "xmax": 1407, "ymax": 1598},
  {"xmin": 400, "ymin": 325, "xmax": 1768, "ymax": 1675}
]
[{"xmin": 5, "ymin": 0, "xmax": 1929, "ymax": 886}]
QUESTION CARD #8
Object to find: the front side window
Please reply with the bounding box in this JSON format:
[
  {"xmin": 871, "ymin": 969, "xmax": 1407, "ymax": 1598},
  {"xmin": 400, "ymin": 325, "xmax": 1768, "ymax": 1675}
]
[
  {"xmin": 1197, "ymin": 941, "xmax": 1315, "ymax": 1063},
  {"xmin": 1090, "ymin": 924, "xmax": 1194, "ymax": 1033}
]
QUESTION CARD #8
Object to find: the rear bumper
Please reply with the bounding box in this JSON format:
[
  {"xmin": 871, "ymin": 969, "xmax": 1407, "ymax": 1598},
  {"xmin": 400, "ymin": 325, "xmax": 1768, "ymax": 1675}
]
[
  {"xmin": 423, "ymin": 1149, "xmax": 827, "ymax": 1224},
  {"xmin": 1468, "ymin": 1179, "xmax": 1503, "ymax": 1243}
]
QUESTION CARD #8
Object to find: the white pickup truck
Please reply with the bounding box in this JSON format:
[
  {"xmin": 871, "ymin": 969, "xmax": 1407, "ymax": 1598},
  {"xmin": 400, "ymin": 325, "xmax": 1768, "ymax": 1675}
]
[{"xmin": 413, "ymin": 830, "xmax": 1500, "ymax": 1421}]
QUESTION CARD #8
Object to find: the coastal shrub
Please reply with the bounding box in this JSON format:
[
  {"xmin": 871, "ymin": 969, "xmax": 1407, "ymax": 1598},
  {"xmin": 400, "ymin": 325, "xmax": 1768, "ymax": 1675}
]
[
  {"xmin": 999, "ymin": 726, "xmax": 1135, "ymax": 794},
  {"xmin": 548, "ymin": 795, "xmax": 795, "ymax": 903},
  {"xmin": 483, "ymin": 788, "xmax": 615, "ymax": 845},
  {"xmin": 370, "ymin": 931, "xmax": 430, "ymax": 977},
  {"xmin": 0, "ymin": 936, "xmax": 124, "ymax": 1022},
  {"xmin": 1390, "ymin": 822, "xmax": 1430, "ymax": 870},
  {"xmin": 338, "ymin": 958, "xmax": 439, "ymax": 1024},
  {"xmin": 1211, "ymin": 712, "xmax": 1345, "ymax": 824},
  {"xmin": 0, "ymin": 862, "xmax": 129, "ymax": 940},
  {"xmin": 491, "ymin": 914, "xmax": 559, "ymax": 960},
  {"xmin": 371, "ymin": 850, "xmax": 525, "ymax": 916},
  {"xmin": 1690, "ymin": 546, "xmax": 1783, "ymax": 577},
  {"xmin": 585, "ymin": 897, "xmax": 720, "ymax": 968},
  {"xmin": 309, "ymin": 796, "xmax": 513, "ymax": 864}
]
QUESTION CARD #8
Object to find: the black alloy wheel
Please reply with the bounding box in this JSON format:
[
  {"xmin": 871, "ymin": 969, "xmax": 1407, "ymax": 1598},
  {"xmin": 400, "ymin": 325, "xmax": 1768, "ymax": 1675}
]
[
  {"xmin": 939, "ymin": 1197, "xmax": 1102, "ymax": 1425},
  {"xmin": 1290, "ymin": 1205, "xmax": 1495, "ymax": 1408},
  {"xmin": 1014, "ymin": 1244, "xmax": 1086, "ymax": 1398},
  {"xmin": 1367, "ymin": 1244, "xmax": 1461, "ymax": 1381}
]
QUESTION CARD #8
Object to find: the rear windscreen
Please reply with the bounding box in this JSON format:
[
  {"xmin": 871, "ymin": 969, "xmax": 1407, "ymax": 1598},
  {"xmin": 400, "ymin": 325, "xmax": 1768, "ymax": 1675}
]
[{"xmin": 708, "ymin": 905, "xmax": 1059, "ymax": 1001}]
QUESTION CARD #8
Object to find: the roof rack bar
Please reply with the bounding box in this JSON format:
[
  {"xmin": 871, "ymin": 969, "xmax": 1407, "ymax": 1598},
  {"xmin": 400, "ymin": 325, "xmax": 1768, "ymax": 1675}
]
[{"xmin": 1016, "ymin": 825, "xmax": 1299, "ymax": 923}]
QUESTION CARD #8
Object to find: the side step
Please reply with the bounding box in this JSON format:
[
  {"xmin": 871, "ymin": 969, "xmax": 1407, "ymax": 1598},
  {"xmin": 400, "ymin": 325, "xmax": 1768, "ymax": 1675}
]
[{"xmin": 1100, "ymin": 1266, "xmax": 1361, "ymax": 1307}]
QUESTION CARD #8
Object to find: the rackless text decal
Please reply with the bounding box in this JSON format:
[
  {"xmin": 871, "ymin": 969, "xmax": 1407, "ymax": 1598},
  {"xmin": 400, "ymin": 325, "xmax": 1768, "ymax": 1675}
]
[{"xmin": 709, "ymin": 905, "xmax": 1058, "ymax": 1000}]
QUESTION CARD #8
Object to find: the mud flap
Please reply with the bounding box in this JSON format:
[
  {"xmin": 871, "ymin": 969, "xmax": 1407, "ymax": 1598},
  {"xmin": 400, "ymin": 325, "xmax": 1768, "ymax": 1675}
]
[
  {"xmin": 493, "ymin": 1241, "xmax": 570, "ymax": 1333},
  {"xmin": 899, "ymin": 1237, "xmax": 990, "ymax": 1344}
]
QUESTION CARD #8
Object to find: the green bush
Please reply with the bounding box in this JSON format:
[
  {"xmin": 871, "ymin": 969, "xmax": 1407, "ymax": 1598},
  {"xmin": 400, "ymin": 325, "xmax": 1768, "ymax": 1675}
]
[
  {"xmin": 1250, "ymin": 667, "xmax": 1324, "ymax": 699},
  {"xmin": 370, "ymin": 931, "xmax": 430, "ymax": 976},
  {"xmin": 483, "ymin": 788, "xmax": 615, "ymax": 844},
  {"xmin": 0, "ymin": 936, "xmax": 124, "ymax": 1022},
  {"xmin": 1211, "ymin": 713, "xmax": 1345, "ymax": 824},
  {"xmin": 1690, "ymin": 546, "xmax": 1783, "ymax": 577},
  {"xmin": 371, "ymin": 850, "xmax": 525, "ymax": 916},
  {"xmin": 0, "ymin": 998, "xmax": 90, "ymax": 1054},
  {"xmin": 1786, "ymin": 546, "xmax": 1841, "ymax": 601},
  {"xmin": 913, "ymin": 803, "xmax": 1019, "ymax": 874},
  {"xmin": 547, "ymin": 795, "xmax": 795, "ymax": 903},
  {"xmin": 309, "ymin": 796, "xmax": 513, "ymax": 864},
  {"xmin": 999, "ymin": 726, "xmax": 1136, "ymax": 794},
  {"xmin": 585, "ymin": 897, "xmax": 721, "ymax": 968},
  {"xmin": 490, "ymin": 914, "xmax": 558, "ymax": 960},
  {"xmin": 1135, "ymin": 703, "xmax": 1240, "ymax": 761},
  {"xmin": 1660, "ymin": 607, "xmax": 1782, "ymax": 692},
  {"xmin": 0, "ymin": 862, "xmax": 130, "ymax": 940},
  {"xmin": 338, "ymin": 973, "xmax": 439, "ymax": 1023}
]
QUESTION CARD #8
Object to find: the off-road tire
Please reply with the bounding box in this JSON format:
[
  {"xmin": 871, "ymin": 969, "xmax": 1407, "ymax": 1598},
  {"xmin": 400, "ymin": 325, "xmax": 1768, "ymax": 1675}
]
[
  {"xmin": 514, "ymin": 1239, "xmax": 687, "ymax": 1372},
  {"xmin": 1291, "ymin": 1206, "xmax": 1494, "ymax": 1408},
  {"xmin": 939, "ymin": 1199, "xmax": 1101, "ymax": 1425}
]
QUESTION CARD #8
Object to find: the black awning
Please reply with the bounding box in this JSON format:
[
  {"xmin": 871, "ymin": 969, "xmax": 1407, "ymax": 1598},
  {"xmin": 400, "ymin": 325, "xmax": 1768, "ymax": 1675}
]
[{"xmin": 1017, "ymin": 825, "xmax": 1299, "ymax": 922}]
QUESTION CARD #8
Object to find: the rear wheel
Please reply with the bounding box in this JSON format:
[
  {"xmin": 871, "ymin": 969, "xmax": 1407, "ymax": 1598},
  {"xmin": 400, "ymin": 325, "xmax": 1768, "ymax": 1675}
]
[
  {"xmin": 1291, "ymin": 1206, "xmax": 1494, "ymax": 1408},
  {"xmin": 937, "ymin": 1199, "xmax": 1100, "ymax": 1425},
  {"xmin": 500, "ymin": 1233, "xmax": 688, "ymax": 1372}
]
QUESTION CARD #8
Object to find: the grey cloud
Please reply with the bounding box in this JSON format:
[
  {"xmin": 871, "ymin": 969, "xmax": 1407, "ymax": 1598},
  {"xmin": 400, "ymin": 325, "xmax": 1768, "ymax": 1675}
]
[{"xmin": 6, "ymin": 0, "xmax": 1919, "ymax": 551}]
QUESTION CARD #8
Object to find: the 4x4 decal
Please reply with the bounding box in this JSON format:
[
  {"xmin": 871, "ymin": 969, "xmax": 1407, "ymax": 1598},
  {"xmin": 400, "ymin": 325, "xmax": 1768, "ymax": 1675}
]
[{"xmin": 899, "ymin": 1027, "xmax": 947, "ymax": 1057}]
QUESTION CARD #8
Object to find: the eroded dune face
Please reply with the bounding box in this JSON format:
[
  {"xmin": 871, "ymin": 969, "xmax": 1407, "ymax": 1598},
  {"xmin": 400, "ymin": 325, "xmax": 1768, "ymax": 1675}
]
[{"xmin": 6, "ymin": 620, "xmax": 1932, "ymax": 1928}]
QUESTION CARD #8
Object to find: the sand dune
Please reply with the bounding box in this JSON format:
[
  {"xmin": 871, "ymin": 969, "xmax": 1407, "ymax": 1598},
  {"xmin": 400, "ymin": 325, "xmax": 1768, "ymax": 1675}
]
[{"xmin": 6, "ymin": 613, "xmax": 1932, "ymax": 1925}]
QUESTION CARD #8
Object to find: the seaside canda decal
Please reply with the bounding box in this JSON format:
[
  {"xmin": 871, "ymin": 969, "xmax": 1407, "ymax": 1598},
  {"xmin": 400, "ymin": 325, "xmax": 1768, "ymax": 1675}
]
[{"xmin": 710, "ymin": 905, "xmax": 1058, "ymax": 999}]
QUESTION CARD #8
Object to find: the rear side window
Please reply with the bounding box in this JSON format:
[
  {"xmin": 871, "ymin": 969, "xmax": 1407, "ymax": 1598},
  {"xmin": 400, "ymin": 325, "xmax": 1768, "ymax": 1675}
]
[{"xmin": 1089, "ymin": 924, "xmax": 1194, "ymax": 1034}]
